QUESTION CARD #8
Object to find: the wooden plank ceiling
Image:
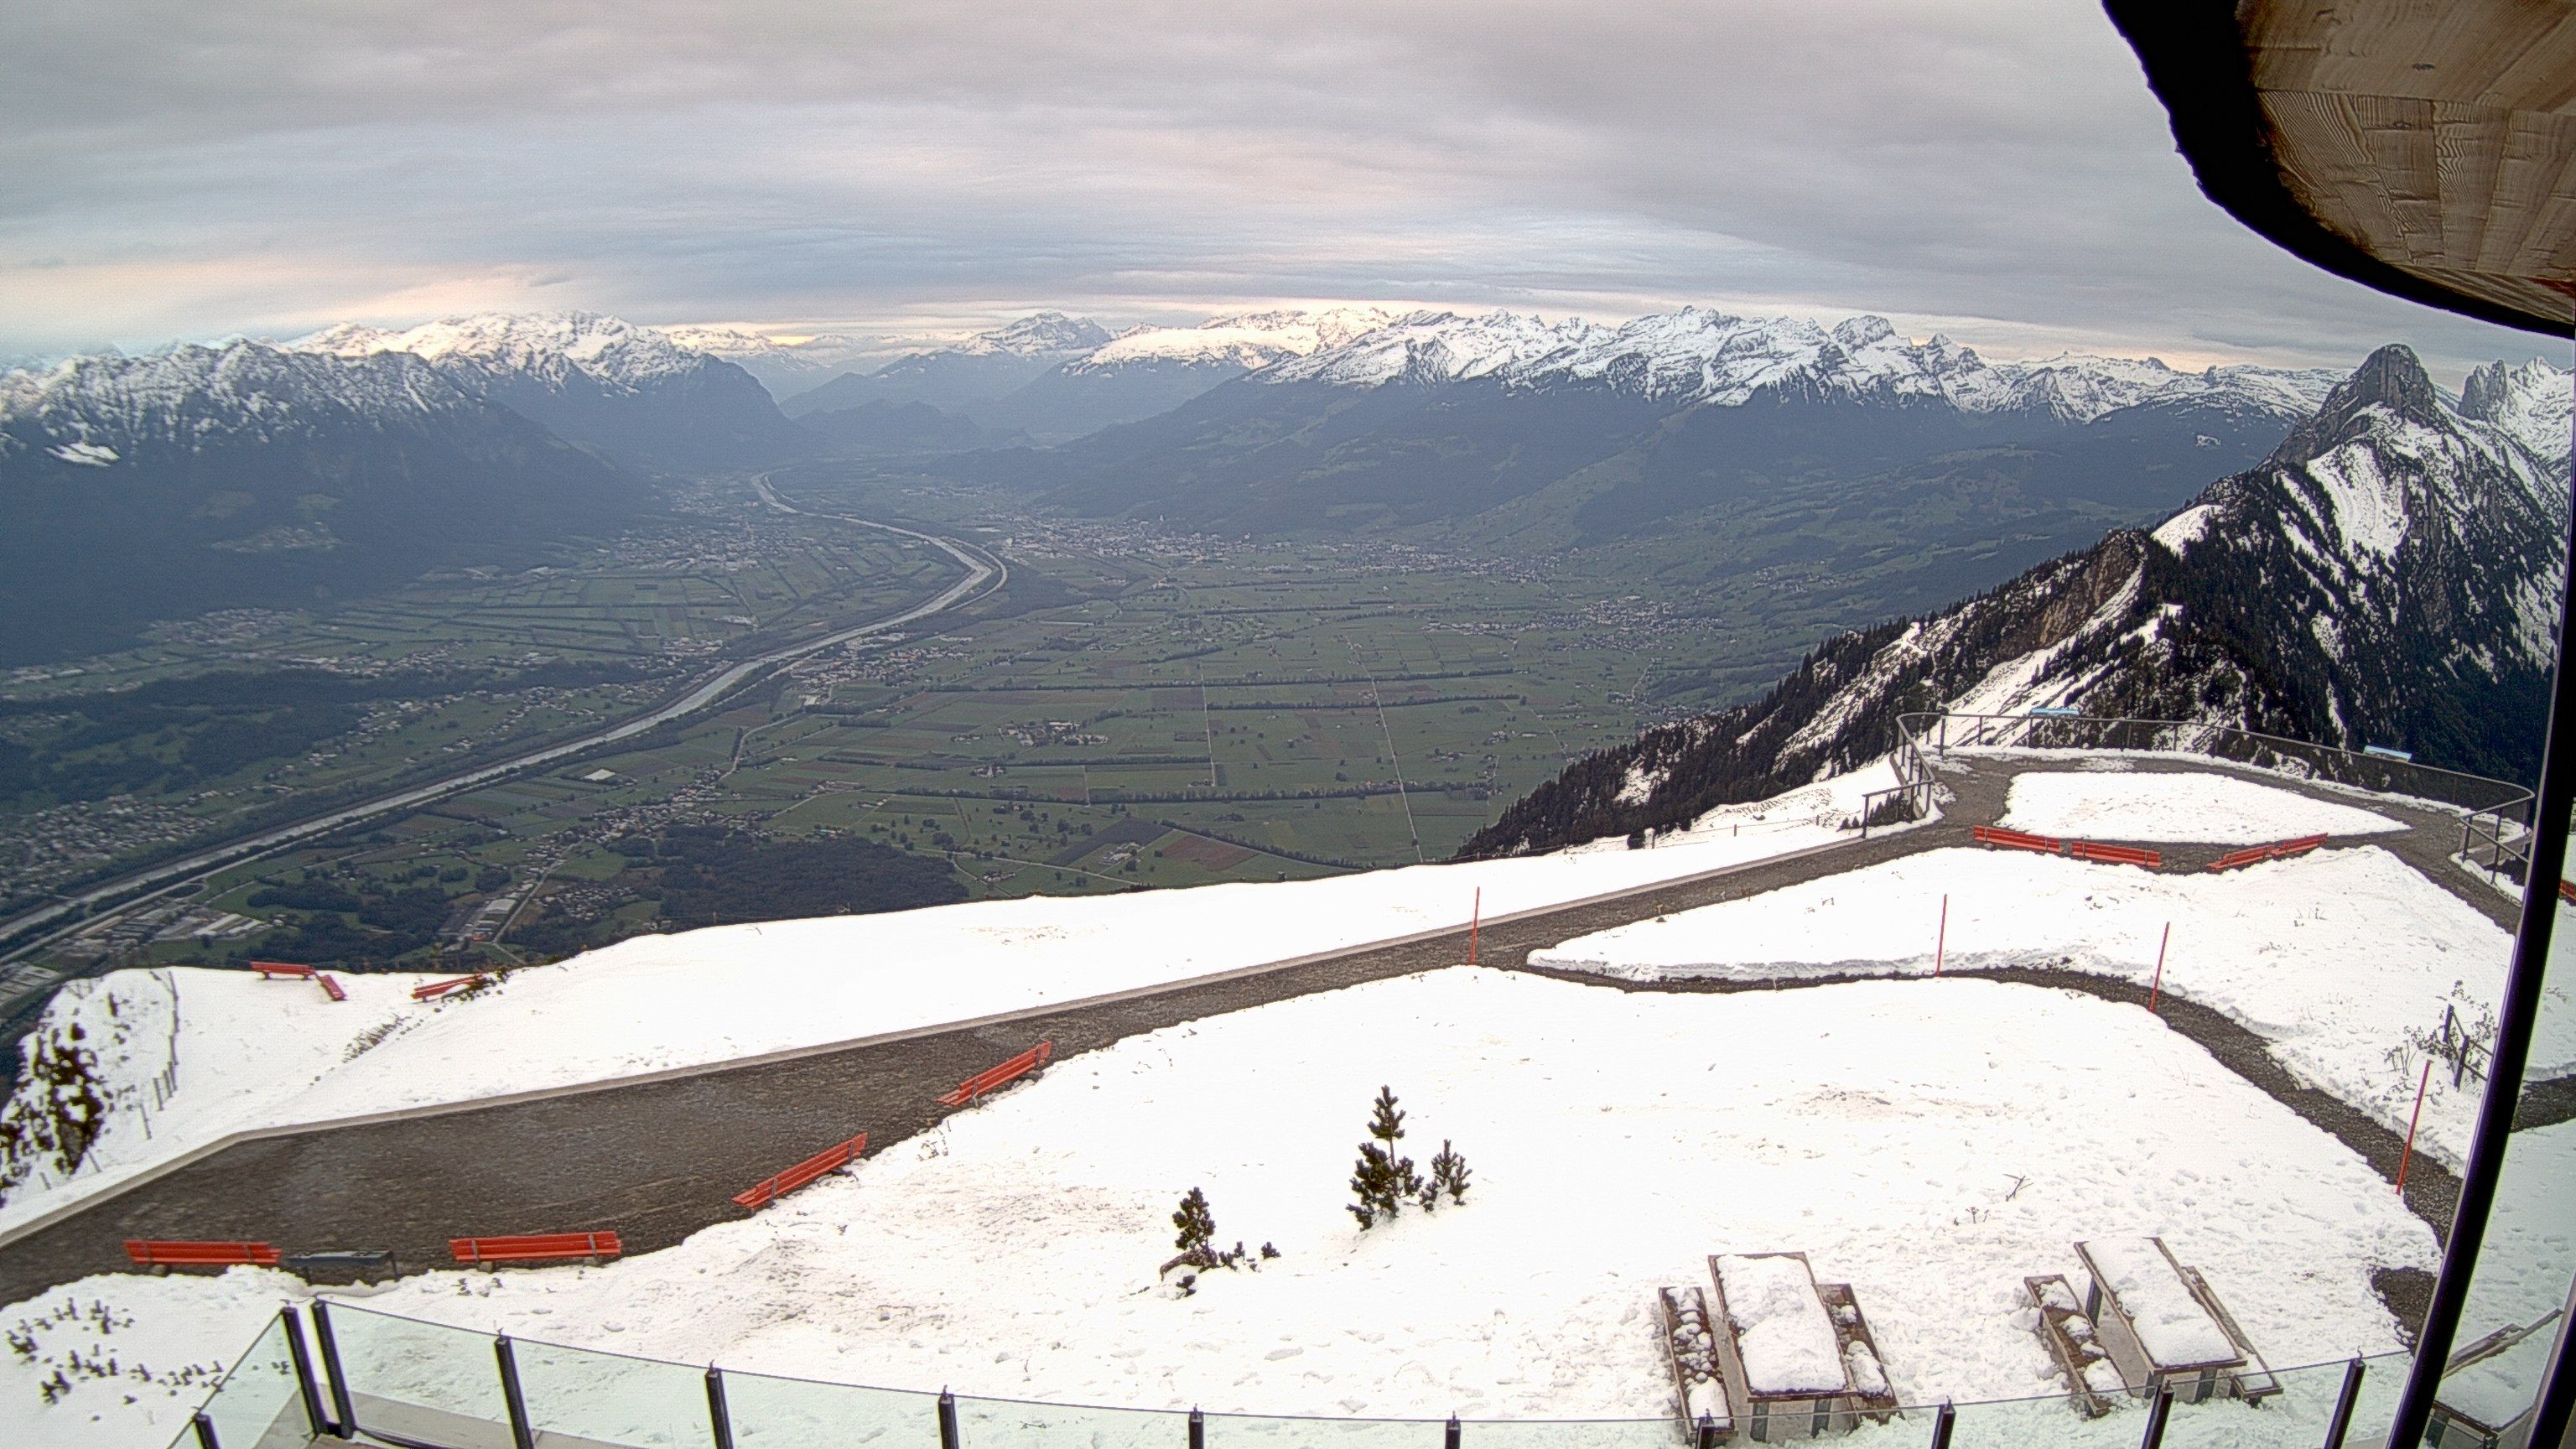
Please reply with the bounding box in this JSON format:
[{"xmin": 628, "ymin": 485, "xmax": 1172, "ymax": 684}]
[{"xmin": 2240, "ymin": 0, "xmax": 2576, "ymax": 325}]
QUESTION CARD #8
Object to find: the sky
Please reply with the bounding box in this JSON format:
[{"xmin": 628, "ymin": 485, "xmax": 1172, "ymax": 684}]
[{"xmin": 0, "ymin": 1, "xmax": 2559, "ymax": 379}]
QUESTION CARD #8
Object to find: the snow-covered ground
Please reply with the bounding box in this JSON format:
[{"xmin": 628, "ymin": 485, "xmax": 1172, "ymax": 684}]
[
  {"xmin": 1996, "ymin": 769, "xmax": 2403, "ymax": 844},
  {"xmin": 3, "ymin": 969, "xmax": 2436, "ymax": 1448},
  {"xmin": 0, "ymin": 771, "xmax": 1903, "ymax": 1238},
  {"xmin": 1531, "ymin": 846, "xmax": 2568, "ymax": 1167}
]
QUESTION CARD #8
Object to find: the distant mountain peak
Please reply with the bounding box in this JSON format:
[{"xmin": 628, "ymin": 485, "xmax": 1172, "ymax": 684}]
[{"xmin": 961, "ymin": 313, "xmax": 1113, "ymax": 358}]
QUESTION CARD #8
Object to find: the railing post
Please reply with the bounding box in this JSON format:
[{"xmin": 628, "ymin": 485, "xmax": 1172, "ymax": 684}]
[
  {"xmin": 706, "ymin": 1364, "xmax": 736, "ymax": 1449},
  {"xmin": 938, "ymin": 1388, "xmax": 961, "ymax": 1449},
  {"xmin": 1925, "ymin": 1400, "xmax": 1955, "ymax": 1449},
  {"xmin": 2136, "ymin": 1384, "xmax": 2173, "ymax": 1449},
  {"xmin": 1444, "ymin": 1414, "xmax": 1462, "ymax": 1449},
  {"xmin": 309, "ymin": 1299, "xmax": 356, "ymax": 1438},
  {"xmin": 1188, "ymin": 1405, "xmax": 1205, "ymax": 1449},
  {"xmin": 191, "ymin": 1410, "xmax": 221, "ymax": 1449},
  {"xmin": 496, "ymin": 1333, "xmax": 535, "ymax": 1449},
  {"xmin": 2319, "ymin": 1358, "xmax": 2365, "ymax": 1449},
  {"xmin": 279, "ymin": 1305, "xmax": 331, "ymax": 1439}
]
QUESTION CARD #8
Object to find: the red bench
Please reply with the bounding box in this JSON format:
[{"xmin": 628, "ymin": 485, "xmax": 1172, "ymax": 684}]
[
  {"xmin": 2206, "ymin": 834, "xmax": 2329, "ymax": 872},
  {"xmin": 250, "ymin": 961, "xmax": 315, "ymax": 980},
  {"xmin": 734, "ymin": 1132, "xmax": 870, "ymax": 1209},
  {"xmin": 937, "ymin": 1042, "xmax": 1054, "ymax": 1108},
  {"xmin": 316, "ymin": 973, "xmax": 347, "ymax": 1002},
  {"xmin": 2558, "ymin": 880, "xmax": 2575, "ymax": 905},
  {"xmin": 1972, "ymin": 824, "xmax": 2064, "ymax": 855},
  {"xmin": 449, "ymin": 1232, "xmax": 622, "ymax": 1268},
  {"xmin": 411, "ymin": 974, "xmax": 489, "ymax": 1001},
  {"xmin": 2069, "ymin": 841, "xmax": 2163, "ymax": 869},
  {"xmin": 125, "ymin": 1240, "xmax": 281, "ymax": 1272}
]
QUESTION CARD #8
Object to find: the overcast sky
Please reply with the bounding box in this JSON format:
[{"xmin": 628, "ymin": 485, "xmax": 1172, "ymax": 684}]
[{"xmin": 0, "ymin": 1, "xmax": 2557, "ymax": 378}]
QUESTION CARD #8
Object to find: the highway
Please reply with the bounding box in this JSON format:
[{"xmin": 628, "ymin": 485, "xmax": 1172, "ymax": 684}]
[{"xmin": 0, "ymin": 486, "xmax": 1008, "ymax": 989}]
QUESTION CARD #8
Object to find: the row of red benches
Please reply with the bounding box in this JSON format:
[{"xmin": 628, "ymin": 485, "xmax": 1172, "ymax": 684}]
[
  {"xmin": 2206, "ymin": 834, "xmax": 2329, "ymax": 872},
  {"xmin": 1971, "ymin": 825, "xmax": 2163, "ymax": 870},
  {"xmin": 126, "ymin": 1233, "xmax": 622, "ymax": 1272}
]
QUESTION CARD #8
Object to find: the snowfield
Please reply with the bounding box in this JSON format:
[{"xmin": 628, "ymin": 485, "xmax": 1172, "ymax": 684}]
[
  {"xmin": 1530, "ymin": 846, "xmax": 2565, "ymax": 1168},
  {"xmin": 1996, "ymin": 769, "xmax": 2404, "ymax": 844},
  {"xmin": 0, "ymin": 782, "xmax": 1899, "ymax": 1238},
  {"xmin": 3, "ymin": 969, "xmax": 2435, "ymax": 1447}
]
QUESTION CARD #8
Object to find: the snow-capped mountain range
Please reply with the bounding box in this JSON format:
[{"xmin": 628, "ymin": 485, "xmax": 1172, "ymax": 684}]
[
  {"xmin": 0, "ymin": 337, "xmax": 636, "ymax": 662},
  {"xmin": 1466, "ymin": 345, "xmax": 2573, "ymax": 855},
  {"xmin": 1069, "ymin": 308, "xmax": 1403, "ymax": 374},
  {"xmin": 1261, "ymin": 308, "xmax": 2340, "ymax": 424},
  {"xmin": 0, "ymin": 340, "xmax": 491, "ymax": 466},
  {"xmin": 289, "ymin": 312, "xmax": 807, "ymax": 470}
]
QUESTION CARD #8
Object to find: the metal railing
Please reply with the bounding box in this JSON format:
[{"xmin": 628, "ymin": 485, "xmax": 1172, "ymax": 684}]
[{"xmin": 169, "ymin": 1300, "xmax": 2419, "ymax": 1449}]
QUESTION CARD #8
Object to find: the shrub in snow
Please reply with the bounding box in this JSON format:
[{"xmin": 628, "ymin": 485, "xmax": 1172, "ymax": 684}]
[
  {"xmin": 1161, "ymin": 1187, "xmax": 1268, "ymax": 1290},
  {"xmin": 1424, "ymin": 1139, "xmax": 1472, "ymax": 1210},
  {"xmin": 1348, "ymin": 1085, "xmax": 1422, "ymax": 1229},
  {"xmin": 1172, "ymin": 1186, "xmax": 1216, "ymax": 1259}
]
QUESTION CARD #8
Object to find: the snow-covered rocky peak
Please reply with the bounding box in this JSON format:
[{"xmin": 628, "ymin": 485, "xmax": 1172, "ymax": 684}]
[
  {"xmin": 0, "ymin": 340, "xmax": 471, "ymax": 462},
  {"xmin": 1258, "ymin": 305, "xmax": 2340, "ymax": 423},
  {"xmin": 953, "ymin": 312, "xmax": 1114, "ymax": 358},
  {"xmin": 1260, "ymin": 309, "xmax": 1606, "ymax": 387},
  {"xmin": 2458, "ymin": 357, "xmax": 2573, "ymax": 468},
  {"xmin": 290, "ymin": 311, "xmax": 716, "ymax": 394},
  {"xmin": 1066, "ymin": 307, "xmax": 1400, "ymax": 373}
]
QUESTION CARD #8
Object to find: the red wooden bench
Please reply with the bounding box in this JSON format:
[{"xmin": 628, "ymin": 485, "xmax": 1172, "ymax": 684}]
[
  {"xmin": 316, "ymin": 973, "xmax": 347, "ymax": 1002},
  {"xmin": 937, "ymin": 1041, "xmax": 1054, "ymax": 1107},
  {"xmin": 2206, "ymin": 834, "xmax": 2329, "ymax": 872},
  {"xmin": 734, "ymin": 1132, "xmax": 869, "ymax": 1209},
  {"xmin": 2557, "ymin": 880, "xmax": 2574, "ymax": 905},
  {"xmin": 411, "ymin": 974, "xmax": 488, "ymax": 1001},
  {"xmin": 250, "ymin": 961, "xmax": 315, "ymax": 980},
  {"xmin": 125, "ymin": 1240, "xmax": 281, "ymax": 1272},
  {"xmin": 1973, "ymin": 824, "xmax": 2064, "ymax": 855},
  {"xmin": 2069, "ymin": 841, "xmax": 2163, "ymax": 869},
  {"xmin": 449, "ymin": 1232, "xmax": 622, "ymax": 1268}
]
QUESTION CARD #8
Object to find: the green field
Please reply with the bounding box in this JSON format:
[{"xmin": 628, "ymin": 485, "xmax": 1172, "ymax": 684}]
[{"xmin": 17, "ymin": 480, "xmax": 1740, "ymax": 975}]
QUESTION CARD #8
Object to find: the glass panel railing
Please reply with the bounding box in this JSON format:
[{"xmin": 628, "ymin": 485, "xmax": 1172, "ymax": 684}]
[
  {"xmin": 517, "ymin": 1334, "xmax": 713, "ymax": 1448},
  {"xmin": 724, "ymin": 1364, "xmax": 944, "ymax": 1449},
  {"xmin": 1460, "ymin": 1417, "xmax": 1689, "ymax": 1449},
  {"xmin": 1943, "ymin": 1387, "xmax": 2148, "ymax": 1449},
  {"xmin": 2340, "ymin": 1349, "xmax": 2413, "ymax": 1449},
  {"xmin": 326, "ymin": 1302, "xmax": 512, "ymax": 1448},
  {"xmin": 190, "ymin": 1310, "xmax": 307, "ymax": 1449},
  {"xmin": 2159, "ymin": 1355, "xmax": 2368, "ymax": 1449},
  {"xmin": 957, "ymin": 1391, "xmax": 1190, "ymax": 1449},
  {"xmin": 1199, "ymin": 1409, "xmax": 1446, "ymax": 1449}
]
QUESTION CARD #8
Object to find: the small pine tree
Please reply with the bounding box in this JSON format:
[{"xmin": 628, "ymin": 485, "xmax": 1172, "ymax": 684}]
[
  {"xmin": 1172, "ymin": 1187, "xmax": 1216, "ymax": 1258},
  {"xmin": 1430, "ymin": 1139, "xmax": 1472, "ymax": 1205},
  {"xmin": 1348, "ymin": 1086, "xmax": 1421, "ymax": 1229}
]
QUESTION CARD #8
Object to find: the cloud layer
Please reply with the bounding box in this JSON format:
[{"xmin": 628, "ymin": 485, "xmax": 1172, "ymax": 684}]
[{"xmin": 0, "ymin": 2, "xmax": 2553, "ymax": 375}]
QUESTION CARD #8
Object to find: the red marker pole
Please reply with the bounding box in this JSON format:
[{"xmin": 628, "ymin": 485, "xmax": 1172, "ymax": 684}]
[
  {"xmin": 1933, "ymin": 894, "xmax": 1948, "ymax": 978},
  {"xmin": 2148, "ymin": 922, "xmax": 2171, "ymax": 1015},
  {"xmin": 1467, "ymin": 888, "xmax": 1481, "ymax": 967},
  {"xmin": 2397, "ymin": 1057, "xmax": 2434, "ymax": 1197}
]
